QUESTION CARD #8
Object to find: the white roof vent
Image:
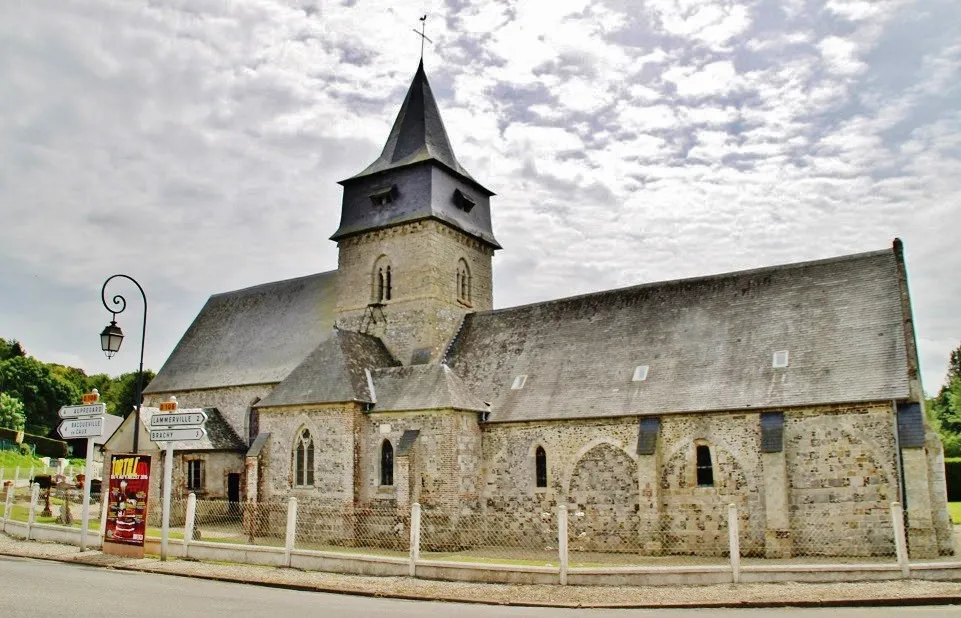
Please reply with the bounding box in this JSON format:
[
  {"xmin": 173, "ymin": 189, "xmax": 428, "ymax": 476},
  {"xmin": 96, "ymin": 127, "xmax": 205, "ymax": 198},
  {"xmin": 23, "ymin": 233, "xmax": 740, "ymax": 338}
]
[
  {"xmin": 511, "ymin": 375, "xmax": 528, "ymax": 390},
  {"xmin": 632, "ymin": 365, "xmax": 649, "ymax": 382},
  {"xmin": 772, "ymin": 350, "xmax": 789, "ymax": 368}
]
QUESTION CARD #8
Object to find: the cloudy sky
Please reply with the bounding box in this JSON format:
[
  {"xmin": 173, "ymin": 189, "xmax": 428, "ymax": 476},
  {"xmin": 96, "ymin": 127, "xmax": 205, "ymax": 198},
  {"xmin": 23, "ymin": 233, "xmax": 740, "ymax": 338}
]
[{"xmin": 1, "ymin": 0, "xmax": 959, "ymax": 392}]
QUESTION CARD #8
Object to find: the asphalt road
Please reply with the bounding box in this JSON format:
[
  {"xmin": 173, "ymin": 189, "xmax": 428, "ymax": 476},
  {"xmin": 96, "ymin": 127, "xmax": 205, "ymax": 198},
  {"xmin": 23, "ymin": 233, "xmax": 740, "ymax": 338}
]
[{"xmin": 1, "ymin": 555, "xmax": 958, "ymax": 617}]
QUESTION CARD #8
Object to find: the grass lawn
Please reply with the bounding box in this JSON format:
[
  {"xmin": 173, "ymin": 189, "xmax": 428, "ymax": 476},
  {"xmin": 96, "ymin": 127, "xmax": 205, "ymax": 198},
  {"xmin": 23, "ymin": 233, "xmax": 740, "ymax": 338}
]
[
  {"xmin": 0, "ymin": 451, "xmax": 43, "ymax": 470},
  {"xmin": 949, "ymin": 502, "xmax": 961, "ymax": 525}
]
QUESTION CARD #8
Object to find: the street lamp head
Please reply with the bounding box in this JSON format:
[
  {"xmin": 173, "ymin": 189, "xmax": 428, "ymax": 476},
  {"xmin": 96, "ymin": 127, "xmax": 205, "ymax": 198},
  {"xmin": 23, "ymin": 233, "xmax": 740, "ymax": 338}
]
[{"xmin": 100, "ymin": 320, "xmax": 124, "ymax": 358}]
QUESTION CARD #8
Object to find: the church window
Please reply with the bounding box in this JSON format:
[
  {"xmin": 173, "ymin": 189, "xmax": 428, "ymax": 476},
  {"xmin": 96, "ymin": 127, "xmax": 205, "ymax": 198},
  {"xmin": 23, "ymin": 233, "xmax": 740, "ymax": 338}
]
[
  {"xmin": 535, "ymin": 446, "xmax": 547, "ymax": 488},
  {"xmin": 456, "ymin": 259, "xmax": 471, "ymax": 304},
  {"xmin": 695, "ymin": 444, "xmax": 714, "ymax": 487},
  {"xmin": 453, "ymin": 188, "xmax": 475, "ymax": 212},
  {"xmin": 772, "ymin": 350, "xmax": 789, "ymax": 368},
  {"xmin": 369, "ymin": 185, "xmax": 395, "ymax": 206},
  {"xmin": 632, "ymin": 365, "xmax": 649, "ymax": 382},
  {"xmin": 380, "ymin": 440, "xmax": 394, "ymax": 486},
  {"xmin": 294, "ymin": 428, "xmax": 315, "ymax": 487},
  {"xmin": 186, "ymin": 460, "xmax": 204, "ymax": 491},
  {"xmin": 372, "ymin": 256, "xmax": 393, "ymax": 303},
  {"xmin": 511, "ymin": 375, "xmax": 527, "ymax": 390}
]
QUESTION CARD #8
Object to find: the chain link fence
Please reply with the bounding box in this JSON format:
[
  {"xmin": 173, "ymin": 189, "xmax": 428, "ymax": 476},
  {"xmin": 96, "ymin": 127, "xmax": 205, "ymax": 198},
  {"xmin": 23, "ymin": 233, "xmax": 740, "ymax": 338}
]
[
  {"xmin": 294, "ymin": 503, "xmax": 409, "ymax": 556},
  {"xmin": 420, "ymin": 508, "xmax": 558, "ymax": 565}
]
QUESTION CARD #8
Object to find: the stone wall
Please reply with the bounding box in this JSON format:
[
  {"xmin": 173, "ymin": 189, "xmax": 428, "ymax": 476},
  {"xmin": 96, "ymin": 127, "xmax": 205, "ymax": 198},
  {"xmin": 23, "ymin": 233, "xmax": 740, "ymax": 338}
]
[
  {"xmin": 256, "ymin": 403, "xmax": 362, "ymax": 508},
  {"xmin": 362, "ymin": 409, "xmax": 482, "ymax": 511},
  {"xmin": 335, "ymin": 219, "xmax": 495, "ymax": 365},
  {"xmin": 783, "ymin": 404, "xmax": 899, "ymax": 557},
  {"xmin": 479, "ymin": 403, "xmax": 906, "ymax": 557}
]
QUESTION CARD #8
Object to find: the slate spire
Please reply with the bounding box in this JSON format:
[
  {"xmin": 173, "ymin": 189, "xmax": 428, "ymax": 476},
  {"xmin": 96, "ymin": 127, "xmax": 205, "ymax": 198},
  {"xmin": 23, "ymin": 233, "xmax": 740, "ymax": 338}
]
[{"xmin": 348, "ymin": 60, "xmax": 486, "ymax": 190}]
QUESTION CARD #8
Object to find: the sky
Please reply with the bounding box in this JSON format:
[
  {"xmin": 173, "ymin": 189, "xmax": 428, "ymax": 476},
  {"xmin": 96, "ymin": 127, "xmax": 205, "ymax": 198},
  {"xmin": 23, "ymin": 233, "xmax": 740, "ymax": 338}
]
[{"xmin": 0, "ymin": 0, "xmax": 959, "ymax": 393}]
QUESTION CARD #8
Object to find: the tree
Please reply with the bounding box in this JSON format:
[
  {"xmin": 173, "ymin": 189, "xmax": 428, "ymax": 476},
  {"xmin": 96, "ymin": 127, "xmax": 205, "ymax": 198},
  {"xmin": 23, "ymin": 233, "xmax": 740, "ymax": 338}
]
[
  {"xmin": 101, "ymin": 370, "xmax": 155, "ymax": 417},
  {"xmin": 0, "ymin": 392, "xmax": 26, "ymax": 431},
  {"xmin": 929, "ymin": 342, "xmax": 961, "ymax": 457},
  {"xmin": 0, "ymin": 356, "xmax": 80, "ymax": 435},
  {"xmin": 0, "ymin": 338, "xmax": 25, "ymax": 362},
  {"xmin": 48, "ymin": 364, "xmax": 89, "ymax": 394}
]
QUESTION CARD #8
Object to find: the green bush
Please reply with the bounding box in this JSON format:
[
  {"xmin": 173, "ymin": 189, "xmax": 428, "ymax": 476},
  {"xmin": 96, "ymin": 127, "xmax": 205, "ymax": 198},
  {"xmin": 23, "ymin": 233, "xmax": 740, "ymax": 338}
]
[
  {"xmin": 0, "ymin": 426, "xmax": 67, "ymax": 458},
  {"xmin": 946, "ymin": 458, "xmax": 961, "ymax": 502}
]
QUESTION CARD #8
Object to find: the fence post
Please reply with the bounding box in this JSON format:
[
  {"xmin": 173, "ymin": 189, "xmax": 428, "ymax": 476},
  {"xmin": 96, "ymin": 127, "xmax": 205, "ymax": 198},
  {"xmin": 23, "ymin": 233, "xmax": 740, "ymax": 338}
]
[
  {"xmin": 284, "ymin": 497, "xmax": 297, "ymax": 568},
  {"xmin": 892, "ymin": 502, "xmax": 910, "ymax": 577},
  {"xmin": 728, "ymin": 503, "xmax": 741, "ymax": 584},
  {"xmin": 409, "ymin": 502, "xmax": 421, "ymax": 577},
  {"xmin": 558, "ymin": 504, "xmax": 569, "ymax": 585},
  {"xmin": 99, "ymin": 494, "xmax": 109, "ymax": 546},
  {"xmin": 28, "ymin": 466, "xmax": 34, "ymax": 482},
  {"xmin": 3, "ymin": 484, "xmax": 13, "ymax": 532},
  {"xmin": 14, "ymin": 466, "xmax": 20, "ymax": 487},
  {"xmin": 26, "ymin": 483, "xmax": 39, "ymax": 540},
  {"xmin": 183, "ymin": 492, "xmax": 197, "ymax": 559}
]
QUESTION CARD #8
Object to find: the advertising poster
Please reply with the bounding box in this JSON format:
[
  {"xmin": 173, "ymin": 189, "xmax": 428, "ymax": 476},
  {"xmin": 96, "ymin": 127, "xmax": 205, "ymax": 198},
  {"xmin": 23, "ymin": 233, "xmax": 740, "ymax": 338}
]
[{"xmin": 104, "ymin": 454, "xmax": 151, "ymax": 546}]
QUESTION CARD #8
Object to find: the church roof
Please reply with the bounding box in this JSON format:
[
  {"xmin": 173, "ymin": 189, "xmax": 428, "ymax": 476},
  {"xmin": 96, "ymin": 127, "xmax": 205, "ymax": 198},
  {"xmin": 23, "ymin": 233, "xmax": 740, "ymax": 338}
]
[
  {"xmin": 369, "ymin": 363, "xmax": 489, "ymax": 413},
  {"xmin": 144, "ymin": 271, "xmax": 338, "ymax": 394},
  {"xmin": 446, "ymin": 247, "xmax": 912, "ymax": 423},
  {"xmin": 256, "ymin": 329, "xmax": 399, "ymax": 408},
  {"xmin": 343, "ymin": 60, "xmax": 490, "ymax": 195}
]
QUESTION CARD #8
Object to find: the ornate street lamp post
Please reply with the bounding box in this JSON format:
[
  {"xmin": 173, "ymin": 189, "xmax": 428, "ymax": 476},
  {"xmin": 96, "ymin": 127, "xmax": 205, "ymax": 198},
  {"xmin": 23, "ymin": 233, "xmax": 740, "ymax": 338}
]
[{"xmin": 100, "ymin": 275, "xmax": 147, "ymax": 453}]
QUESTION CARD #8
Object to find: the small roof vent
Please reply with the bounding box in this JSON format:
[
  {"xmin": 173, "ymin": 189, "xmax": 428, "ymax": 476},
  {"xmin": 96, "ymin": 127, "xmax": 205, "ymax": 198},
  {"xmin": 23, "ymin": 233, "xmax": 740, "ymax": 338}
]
[
  {"xmin": 772, "ymin": 350, "xmax": 789, "ymax": 368},
  {"xmin": 632, "ymin": 365, "xmax": 649, "ymax": 382},
  {"xmin": 453, "ymin": 188, "xmax": 475, "ymax": 212},
  {"xmin": 511, "ymin": 375, "xmax": 527, "ymax": 390}
]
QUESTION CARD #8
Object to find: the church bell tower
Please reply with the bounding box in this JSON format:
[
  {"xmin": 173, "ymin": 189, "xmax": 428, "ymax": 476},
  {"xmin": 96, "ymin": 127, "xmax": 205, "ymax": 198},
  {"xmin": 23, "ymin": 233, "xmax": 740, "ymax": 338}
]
[{"xmin": 331, "ymin": 60, "xmax": 500, "ymax": 365}]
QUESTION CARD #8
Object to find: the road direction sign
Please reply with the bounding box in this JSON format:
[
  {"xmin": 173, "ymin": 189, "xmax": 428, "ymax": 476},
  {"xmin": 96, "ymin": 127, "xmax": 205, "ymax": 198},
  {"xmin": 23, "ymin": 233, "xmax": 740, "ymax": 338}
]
[
  {"xmin": 59, "ymin": 403, "xmax": 106, "ymax": 419},
  {"xmin": 150, "ymin": 427, "xmax": 206, "ymax": 442},
  {"xmin": 58, "ymin": 417, "xmax": 104, "ymax": 439},
  {"xmin": 150, "ymin": 411, "xmax": 208, "ymax": 427}
]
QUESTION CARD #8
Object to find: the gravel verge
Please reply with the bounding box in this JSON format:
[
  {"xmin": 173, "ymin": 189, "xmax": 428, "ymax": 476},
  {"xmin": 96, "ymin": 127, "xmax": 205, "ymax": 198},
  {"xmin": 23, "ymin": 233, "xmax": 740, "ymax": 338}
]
[{"xmin": 2, "ymin": 532, "xmax": 960, "ymax": 608}]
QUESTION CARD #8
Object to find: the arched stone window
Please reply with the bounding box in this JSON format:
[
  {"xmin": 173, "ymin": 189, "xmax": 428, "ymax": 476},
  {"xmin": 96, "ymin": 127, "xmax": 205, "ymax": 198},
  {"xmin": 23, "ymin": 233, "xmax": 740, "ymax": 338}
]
[
  {"xmin": 535, "ymin": 445, "xmax": 547, "ymax": 488},
  {"xmin": 247, "ymin": 398, "xmax": 260, "ymax": 445},
  {"xmin": 293, "ymin": 427, "xmax": 314, "ymax": 487},
  {"xmin": 372, "ymin": 256, "xmax": 393, "ymax": 303},
  {"xmin": 695, "ymin": 443, "xmax": 714, "ymax": 487},
  {"xmin": 380, "ymin": 440, "xmax": 394, "ymax": 486},
  {"xmin": 456, "ymin": 259, "xmax": 471, "ymax": 304}
]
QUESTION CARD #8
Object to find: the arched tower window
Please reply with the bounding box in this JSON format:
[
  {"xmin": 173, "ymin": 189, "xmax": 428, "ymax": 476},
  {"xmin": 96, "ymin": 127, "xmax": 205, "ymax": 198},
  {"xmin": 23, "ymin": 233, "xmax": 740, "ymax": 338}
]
[
  {"xmin": 456, "ymin": 259, "xmax": 471, "ymax": 304},
  {"xmin": 535, "ymin": 446, "xmax": 547, "ymax": 488},
  {"xmin": 293, "ymin": 427, "xmax": 315, "ymax": 487},
  {"xmin": 380, "ymin": 440, "xmax": 394, "ymax": 486},
  {"xmin": 372, "ymin": 256, "xmax": 392, "ymax": 303},
  {"xmin": 247, "ymin": 398, "xmax": 260, "ymax": 445},
  {"xmin": 695, "ymin": 444, "xmax": 714, "ymax": 487}
]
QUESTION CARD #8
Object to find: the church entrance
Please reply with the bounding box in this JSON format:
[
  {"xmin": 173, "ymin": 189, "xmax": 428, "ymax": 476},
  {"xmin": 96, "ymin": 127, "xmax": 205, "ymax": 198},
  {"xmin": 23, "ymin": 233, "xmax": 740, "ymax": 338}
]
[{"xmin": 227, "ymin": 473, "xmax": 241, "ymax": 515}]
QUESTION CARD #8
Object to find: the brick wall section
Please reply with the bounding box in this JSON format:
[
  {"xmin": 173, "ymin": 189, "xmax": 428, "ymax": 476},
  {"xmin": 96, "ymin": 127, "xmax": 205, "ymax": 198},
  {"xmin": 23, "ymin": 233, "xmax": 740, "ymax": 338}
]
[
  {"xmin": 335, "ymin": 219, "xmax": 494, "ymax": 365},
  {"xmin": 784, "ymin": 403, "xmax": 899, "ymax": 557}
]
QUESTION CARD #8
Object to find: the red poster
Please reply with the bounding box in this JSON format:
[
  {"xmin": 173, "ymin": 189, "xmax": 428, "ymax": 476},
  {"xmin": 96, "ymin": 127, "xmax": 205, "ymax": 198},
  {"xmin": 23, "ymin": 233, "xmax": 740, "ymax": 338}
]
[{"xmin": 104, "ymin": 454, "xmax": 151, "ymax": 546}]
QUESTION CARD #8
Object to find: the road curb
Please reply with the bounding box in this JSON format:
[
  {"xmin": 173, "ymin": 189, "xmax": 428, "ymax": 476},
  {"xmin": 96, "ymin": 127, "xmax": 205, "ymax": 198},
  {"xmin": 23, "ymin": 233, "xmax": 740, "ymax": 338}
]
[{"xmin": 2, "ymin": 548, "xmax": 961, "ymax": 609}]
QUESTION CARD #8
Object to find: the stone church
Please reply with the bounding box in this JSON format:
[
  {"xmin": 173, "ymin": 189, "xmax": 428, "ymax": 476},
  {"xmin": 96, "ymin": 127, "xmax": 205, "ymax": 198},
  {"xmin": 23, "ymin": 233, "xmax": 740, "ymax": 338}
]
[{"xmin": 105, "ymin": 61, "xmax": 952, "ymax": 559}]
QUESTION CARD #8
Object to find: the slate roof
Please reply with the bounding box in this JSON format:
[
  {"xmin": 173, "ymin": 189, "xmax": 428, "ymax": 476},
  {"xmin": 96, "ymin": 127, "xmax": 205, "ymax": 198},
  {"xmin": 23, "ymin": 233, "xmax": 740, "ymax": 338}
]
[
  {"xmin": 343, "ymin": 60, "xmax": 490, "ymax": 194},
  {"xmin": 139, "ymin": 407, "xmax": 245, "ymax": 451},
  {"xmin": 256, "ymin": 329, "xmax": 398, "ymax": 408},
  {"xmin": 369, "ymin": 363, "xmax": 489, "ymax": 413},
  {"xmin": 446, "ymin": 248, "xmax": 911, "ymax": 423},
  {"xmin": 145, "ymin": 271, "xmax": 338, "ymax": 393}
]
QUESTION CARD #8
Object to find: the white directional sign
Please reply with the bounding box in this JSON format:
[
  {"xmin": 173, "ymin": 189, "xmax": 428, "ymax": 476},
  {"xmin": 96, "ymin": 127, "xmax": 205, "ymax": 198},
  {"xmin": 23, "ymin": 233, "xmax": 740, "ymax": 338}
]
[
  {"xmin": 58, "ymin": 417, "xmax": 104, "ymax": 439},
  {"xmin": 59, "ymin": 403, "xmax": 106, "ymax": 419},
  {"xmin": 150, "ymin": 427, "xmax": 206, "ymax": 442},
  {"xmin": 150, "ymin": 411, "xmax": 208, "ymax": 427}
]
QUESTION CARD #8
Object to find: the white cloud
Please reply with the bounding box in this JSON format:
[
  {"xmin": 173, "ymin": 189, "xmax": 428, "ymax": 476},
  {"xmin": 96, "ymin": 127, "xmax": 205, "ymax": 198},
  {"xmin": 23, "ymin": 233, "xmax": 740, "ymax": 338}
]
[{"xmin": 1, "ymin": 0, "xmax": 960, "ymax": 395}]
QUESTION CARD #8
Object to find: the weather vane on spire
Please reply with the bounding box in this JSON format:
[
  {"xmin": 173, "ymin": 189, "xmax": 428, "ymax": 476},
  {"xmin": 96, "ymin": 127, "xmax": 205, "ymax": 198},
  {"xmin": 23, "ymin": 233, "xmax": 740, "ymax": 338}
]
[{"xmin": 412, "ymin": 14, "xmax": 432, "ymax": 61}]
